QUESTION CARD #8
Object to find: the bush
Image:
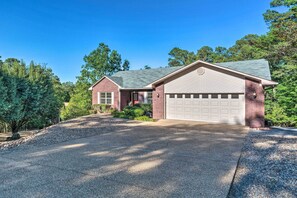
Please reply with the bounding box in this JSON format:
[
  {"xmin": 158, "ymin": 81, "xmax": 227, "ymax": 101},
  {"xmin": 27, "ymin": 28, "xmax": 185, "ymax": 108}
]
[
  {"xmin": 92, "ymin": 104, "xmax": 112, "ymax": 113},
  {"xmin": 133, "ymin": 108, "xmax": 145, "ymax": 117},
  {"xmin": 266, "ymin": 104, "xmax": 297, "ymax": 127},
  {"xmin": 113, "ymin": 104, "xmax": 153, "ymax": 121},
  {"xmin": 134, "ymin": 116, "xmax": 154, "ymax": 121},
  {"xmin": 139, "ymin": 104, "xmax": 152, "ymax": 112}
]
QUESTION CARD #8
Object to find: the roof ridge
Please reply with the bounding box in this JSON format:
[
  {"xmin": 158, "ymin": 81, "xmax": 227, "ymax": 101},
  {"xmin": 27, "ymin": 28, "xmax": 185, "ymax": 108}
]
[{"xmin": 215, "ymin": 59, "xmax": 267, "ymax": 65}]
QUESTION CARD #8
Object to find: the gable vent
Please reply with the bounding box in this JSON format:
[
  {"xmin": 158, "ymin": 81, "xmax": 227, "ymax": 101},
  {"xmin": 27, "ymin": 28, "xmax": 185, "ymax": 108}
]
[{"xmin": 197, "ymin": 67, "xmax": 205, "ymax": 75}]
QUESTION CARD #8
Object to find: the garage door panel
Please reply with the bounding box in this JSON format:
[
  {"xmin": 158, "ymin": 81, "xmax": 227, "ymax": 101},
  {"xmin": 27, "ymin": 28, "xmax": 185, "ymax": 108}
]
[
  {"xmin": 201, "ymin": 101, "xmax": 209, "ymax": 106},
  {"xmin": 210, "ymin": 101, "xmax": 220, "ymax": 106},
  {"xmin": 230, "ymin": 101, "xmax": 240, "ymax": 106},
  {"xmin": 193, "ymin": 101, "xmax": 200, "ymax": 105},
  {"xmin": 166, "ymin": 94, "xmax": 245, "ymax": 125},
  {"xmin": 220, "ymin": 101, "xmax": 229, "ymax": 106},
  {"xmin": 201, "ymin": 108, "xmax": 209, "ymax": 113}
]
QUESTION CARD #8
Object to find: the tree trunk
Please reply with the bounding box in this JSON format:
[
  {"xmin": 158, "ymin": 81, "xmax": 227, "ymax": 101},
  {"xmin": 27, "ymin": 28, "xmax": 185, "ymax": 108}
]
[{"xmin": 10, "ymin": 122, "xmax": 21, "ymax": 140}]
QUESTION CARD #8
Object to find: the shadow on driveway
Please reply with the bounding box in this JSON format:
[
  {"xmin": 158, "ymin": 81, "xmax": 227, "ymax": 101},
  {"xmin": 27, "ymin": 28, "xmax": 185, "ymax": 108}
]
[{"xmin": 0, "ymin": 114, "xmax": 249, "ymax": 197}]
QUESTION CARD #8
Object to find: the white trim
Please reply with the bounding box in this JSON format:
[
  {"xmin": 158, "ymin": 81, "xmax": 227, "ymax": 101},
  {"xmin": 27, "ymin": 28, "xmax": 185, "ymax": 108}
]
[
  {"xmin": 89, "ymin": 76, "xmax": 122, "ymax": 90},
  {"xmin": 146, "ymin": 60, "xmax": 278, "ymax": 87},
  {"xmin": 97, "ymin": 92, "xmax": 101, "ymax": 104},
  {"xmin": 111, "ymin": 92, "xmax": 114, "ymax": 106},
  {"xmin": 144, "ymin": 92, "xmax": 148, "ymax": 103},
  {"xmin": 119, "ymin": 89, "xmax": 121, "ymax": 110},
  {"xmin": 120, "ymin": 88, "xmax": 153, "ymax": 90}
]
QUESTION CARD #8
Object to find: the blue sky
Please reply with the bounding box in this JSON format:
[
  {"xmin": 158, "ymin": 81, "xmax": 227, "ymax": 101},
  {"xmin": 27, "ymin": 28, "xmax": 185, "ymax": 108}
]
[{"xmin": 0, "ymin": 0, "xmax": 272, "ymax": 82}]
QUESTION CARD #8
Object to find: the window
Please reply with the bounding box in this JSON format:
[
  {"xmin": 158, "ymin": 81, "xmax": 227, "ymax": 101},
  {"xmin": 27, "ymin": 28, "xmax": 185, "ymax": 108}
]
[
  {"xmin": 147, "ymin": 92, "xmax": 152, "ymax": 104},
  {"xmin": 169, "ymin": 94, "xmax": 175, "ymax": 98},
  {"xmin": 177, "ymin": 94, "xmax": 183, "ymax": 98},
  {"xmin": 99, "ymin": 92, "xmax": 113, "ymax": 104},
  {"xmin": 221, "ymin": 94, "xmax": 228, "ymax": 99},
  {"xmin": 211, "ymin": 94, "xmax": 218, "ymax": 99},
  {"xmin": 231, "ymin": 94, "xmax": 239, "ymax": 99},
  {"xmin": 133, "ymin": 93, "xmax": 138, "ymax": 100},
  {"xmin": 193, "ymin": 94, "xmax": 199, "ymax": 99},
  {"xmin": 202, "ymin": 94, "xmax": 208, "ymax": 99},
  {"xmin": 185, "ymin": 94, "xmax": 191, "ymax": 99}
]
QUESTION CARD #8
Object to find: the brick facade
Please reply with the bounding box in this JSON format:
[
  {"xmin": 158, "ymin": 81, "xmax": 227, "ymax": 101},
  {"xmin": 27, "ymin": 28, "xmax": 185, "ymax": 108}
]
[
  {"xmin": 153, "ymin": 83, "xmax": 165, "ymax": 119},
  {"xmin": 120, "ymin": 90, "xmax": 130, "ymax": 111},
  {"xmin": 92, "ymin": 77, "xmax": 120, "ymax": 110},
  {"xmin": 245, "ymin": 79, "xmax": 265, "ymax": 128}
]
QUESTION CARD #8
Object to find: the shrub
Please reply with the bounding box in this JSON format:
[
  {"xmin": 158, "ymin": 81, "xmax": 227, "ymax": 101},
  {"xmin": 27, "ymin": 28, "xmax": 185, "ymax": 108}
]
[
  {"xmin": 265, "ymin": 104, "xmax": 297, "ymax": 127},
  {"xmin": 92, "ymin": 104, "xmax": 112, "ymax": 113},
  {"xmin": 113, "ymin": 104, "xmax": 153, "ymax": 121},
  {"xmin": 140, "ymin": 104, "xmax": 152, "ymax": 112},
  {"xmin": 133, "ymin": 108, "xmax": 145, "ymax": 117},
  {"xmin": 134, "ymin": 116, "xmax": 154, "ymax": 121}
]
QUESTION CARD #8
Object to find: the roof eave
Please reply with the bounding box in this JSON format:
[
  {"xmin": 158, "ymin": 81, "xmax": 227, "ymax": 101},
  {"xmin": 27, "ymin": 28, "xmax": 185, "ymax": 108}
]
[{"xmin": 261, "ymin": 79, "xmax": 278, "ymax": 86}]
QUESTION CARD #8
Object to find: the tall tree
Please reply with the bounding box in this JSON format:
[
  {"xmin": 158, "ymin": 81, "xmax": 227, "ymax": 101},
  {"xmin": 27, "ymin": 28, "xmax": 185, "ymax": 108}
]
[
  {"xmin": 196, "ymin": 46, "xmax": 214, "ymax": 62},
  {"xmin": 62, "ymin": 43, "xmax": 130, "ymax": 120},
  {"xmin": 168, "ymin": 47, "xmax": 196, "ymax": 67},
  {"xmin": 0, "ymin": 59, "xmax": 62, "ymax": 139}
]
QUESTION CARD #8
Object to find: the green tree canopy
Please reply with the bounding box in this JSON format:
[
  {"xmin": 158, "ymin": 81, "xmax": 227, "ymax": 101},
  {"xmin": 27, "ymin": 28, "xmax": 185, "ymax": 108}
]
[
  {"xmin": 0, "ymin": 59, "xmax": 63, "ymax": 138},
  {"xmin": 62, "ymin": 43, "xmax": 130, "ymax": 120}
]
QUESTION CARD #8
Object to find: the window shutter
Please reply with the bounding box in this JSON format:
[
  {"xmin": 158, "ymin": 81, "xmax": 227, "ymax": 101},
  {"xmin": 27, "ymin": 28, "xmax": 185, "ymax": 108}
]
[
  {"xmin": 144, "ymin": 92, "xmax": 148, "ymax": 103},
  {"xmin": 111, "ymin": 92, "xmax": 114, "ymax": 105},
  {"xmin": 98, "ymin": 92, "xmax": 100, "ymax": 104}
]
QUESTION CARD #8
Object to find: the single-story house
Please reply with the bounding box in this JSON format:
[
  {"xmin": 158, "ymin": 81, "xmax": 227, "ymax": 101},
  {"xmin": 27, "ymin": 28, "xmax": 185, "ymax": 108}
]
[{"xmin": 89, "ymin": 59, "xmax": 277, "ymax": 128}]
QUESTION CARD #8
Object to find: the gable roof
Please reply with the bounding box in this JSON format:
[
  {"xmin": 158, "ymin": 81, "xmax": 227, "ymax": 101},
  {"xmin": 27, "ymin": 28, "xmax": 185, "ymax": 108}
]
[
  {"xmin": 216, "ymin": 59, "xmax": 271, "ymax": 80},
  {"xmin": 89, "ymin": 59, "xmax": 276, "ymax": 90},
  {"xmin": 109, "ymin": 66, "xmax": 183, "ymax": 89}
]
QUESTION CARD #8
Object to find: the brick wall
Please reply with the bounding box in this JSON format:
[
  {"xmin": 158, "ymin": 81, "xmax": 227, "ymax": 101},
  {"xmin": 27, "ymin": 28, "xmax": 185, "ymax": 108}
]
[
  {"xmin": 92, "ymin": 78, "xmax": 120, "ymax": 110},
  {"xmin": 120, "ymin": 90, "xmax": 130, "ymax": 110},
  {"xmin": 153, "ymin": 83, "xmax": 164, "ymax": 119},
  {"xmin": 245, "ymin": 79, "xmax": 265, "ymax": 128}
]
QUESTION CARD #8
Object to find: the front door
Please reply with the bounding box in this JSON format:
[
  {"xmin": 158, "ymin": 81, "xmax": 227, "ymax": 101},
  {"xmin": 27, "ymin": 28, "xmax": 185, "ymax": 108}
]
[{"xmin": 131, "ymin": 92, "xmax": 139, "ymax": 105}]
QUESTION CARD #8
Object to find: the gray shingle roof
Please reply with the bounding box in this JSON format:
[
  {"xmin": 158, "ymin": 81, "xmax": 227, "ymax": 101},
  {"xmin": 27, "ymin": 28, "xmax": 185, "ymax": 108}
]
[
  {"xmin": 216, "ymin": 59, "xmax": 271, "ymax": 80},
  {"xmin": 108, "ymin": 59, "xmax": 271, "ymax": 89},
  {"xmin": 110, "ymin": 67, "xmax": 183, "ymax": 89}
]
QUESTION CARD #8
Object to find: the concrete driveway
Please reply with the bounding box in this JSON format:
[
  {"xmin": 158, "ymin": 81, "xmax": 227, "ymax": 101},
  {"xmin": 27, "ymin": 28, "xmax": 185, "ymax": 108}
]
[{"xmin": 0, "ymin": 115, "xmax": 248, "ymax": 198}]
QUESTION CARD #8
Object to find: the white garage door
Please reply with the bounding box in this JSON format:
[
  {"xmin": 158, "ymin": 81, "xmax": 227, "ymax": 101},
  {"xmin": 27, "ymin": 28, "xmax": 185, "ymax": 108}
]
[{"xmin": 166, "ymin": 93, "xmax": 245, "ymax": 125}]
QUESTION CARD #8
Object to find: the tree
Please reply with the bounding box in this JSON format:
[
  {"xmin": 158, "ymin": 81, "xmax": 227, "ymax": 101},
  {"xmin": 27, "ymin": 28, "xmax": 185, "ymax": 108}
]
[
  {"xmin": 60, "ymin": 82, "xmax": 75, "ymax": 102},
  {"xmin": 196, "ymin": 46, "xmax": 215, "ymax": 62},
  {"xmin": 168, "ymin": 47, "xmax": 197, "ymax": 67},
  {"xmin": 228, "ymin": 34, "xmax": 268, "ymax": 61},
  {"xmin": 62, "ymin": 43, "xmax": 130, "ymax": 120},
  {"xmin": 144, "ymin": 65, "xmax": 151, "ymax": 69},
  {"xmin": 0, "ymin": 59, "xmax": 62, "ymax": 139}
]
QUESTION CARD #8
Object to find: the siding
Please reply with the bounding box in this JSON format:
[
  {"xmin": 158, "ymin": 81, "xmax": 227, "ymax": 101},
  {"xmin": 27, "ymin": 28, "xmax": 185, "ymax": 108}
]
[{"xmin": 164, "ymin": 65, "xmax": 245, "ymax": 93}]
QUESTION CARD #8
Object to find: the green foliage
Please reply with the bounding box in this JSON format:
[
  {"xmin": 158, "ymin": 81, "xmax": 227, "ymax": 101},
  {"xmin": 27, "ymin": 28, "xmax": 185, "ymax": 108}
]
[
  {"xmin": 60, "ymin": 81, "xmax": 91, "ymax": 120},
  {"xmin": 144, "ymin": 65, "xmax": 151, "ymax": 69},
  {"xmin": 134, "ymin": 116, "xmax": 154, "ymax": 122},
  {"xmin": 112, "ymin": 104, "xmax": 153, "ymax": 121},
  {"xmin": 62, "ymin": 43, "xmax": 130, "ymax": 120},
  {"xmin": 266, "ymin": 104, "xmax": 297, "ymax": 126},
  {"xmin": 60, "ymin": 82, "xmax": 75, "ymax": 102},
  {"xmin": 0, "ymin": 59, "xmax": 63, "ymax": 136},
  {"xmin": 133, "ymin": 108, "xmax": 145, "ymax": 117},
  {"xmin": 168, "ymin": 47, "xmax": 197, "ymax": 66},
  {"xmin": 138, "ymin": 104, "xmax": 152, "ymax": 112},
  {"xmin": 92, "ymin": 104, "xmax": 112, "ymax": 113}
]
